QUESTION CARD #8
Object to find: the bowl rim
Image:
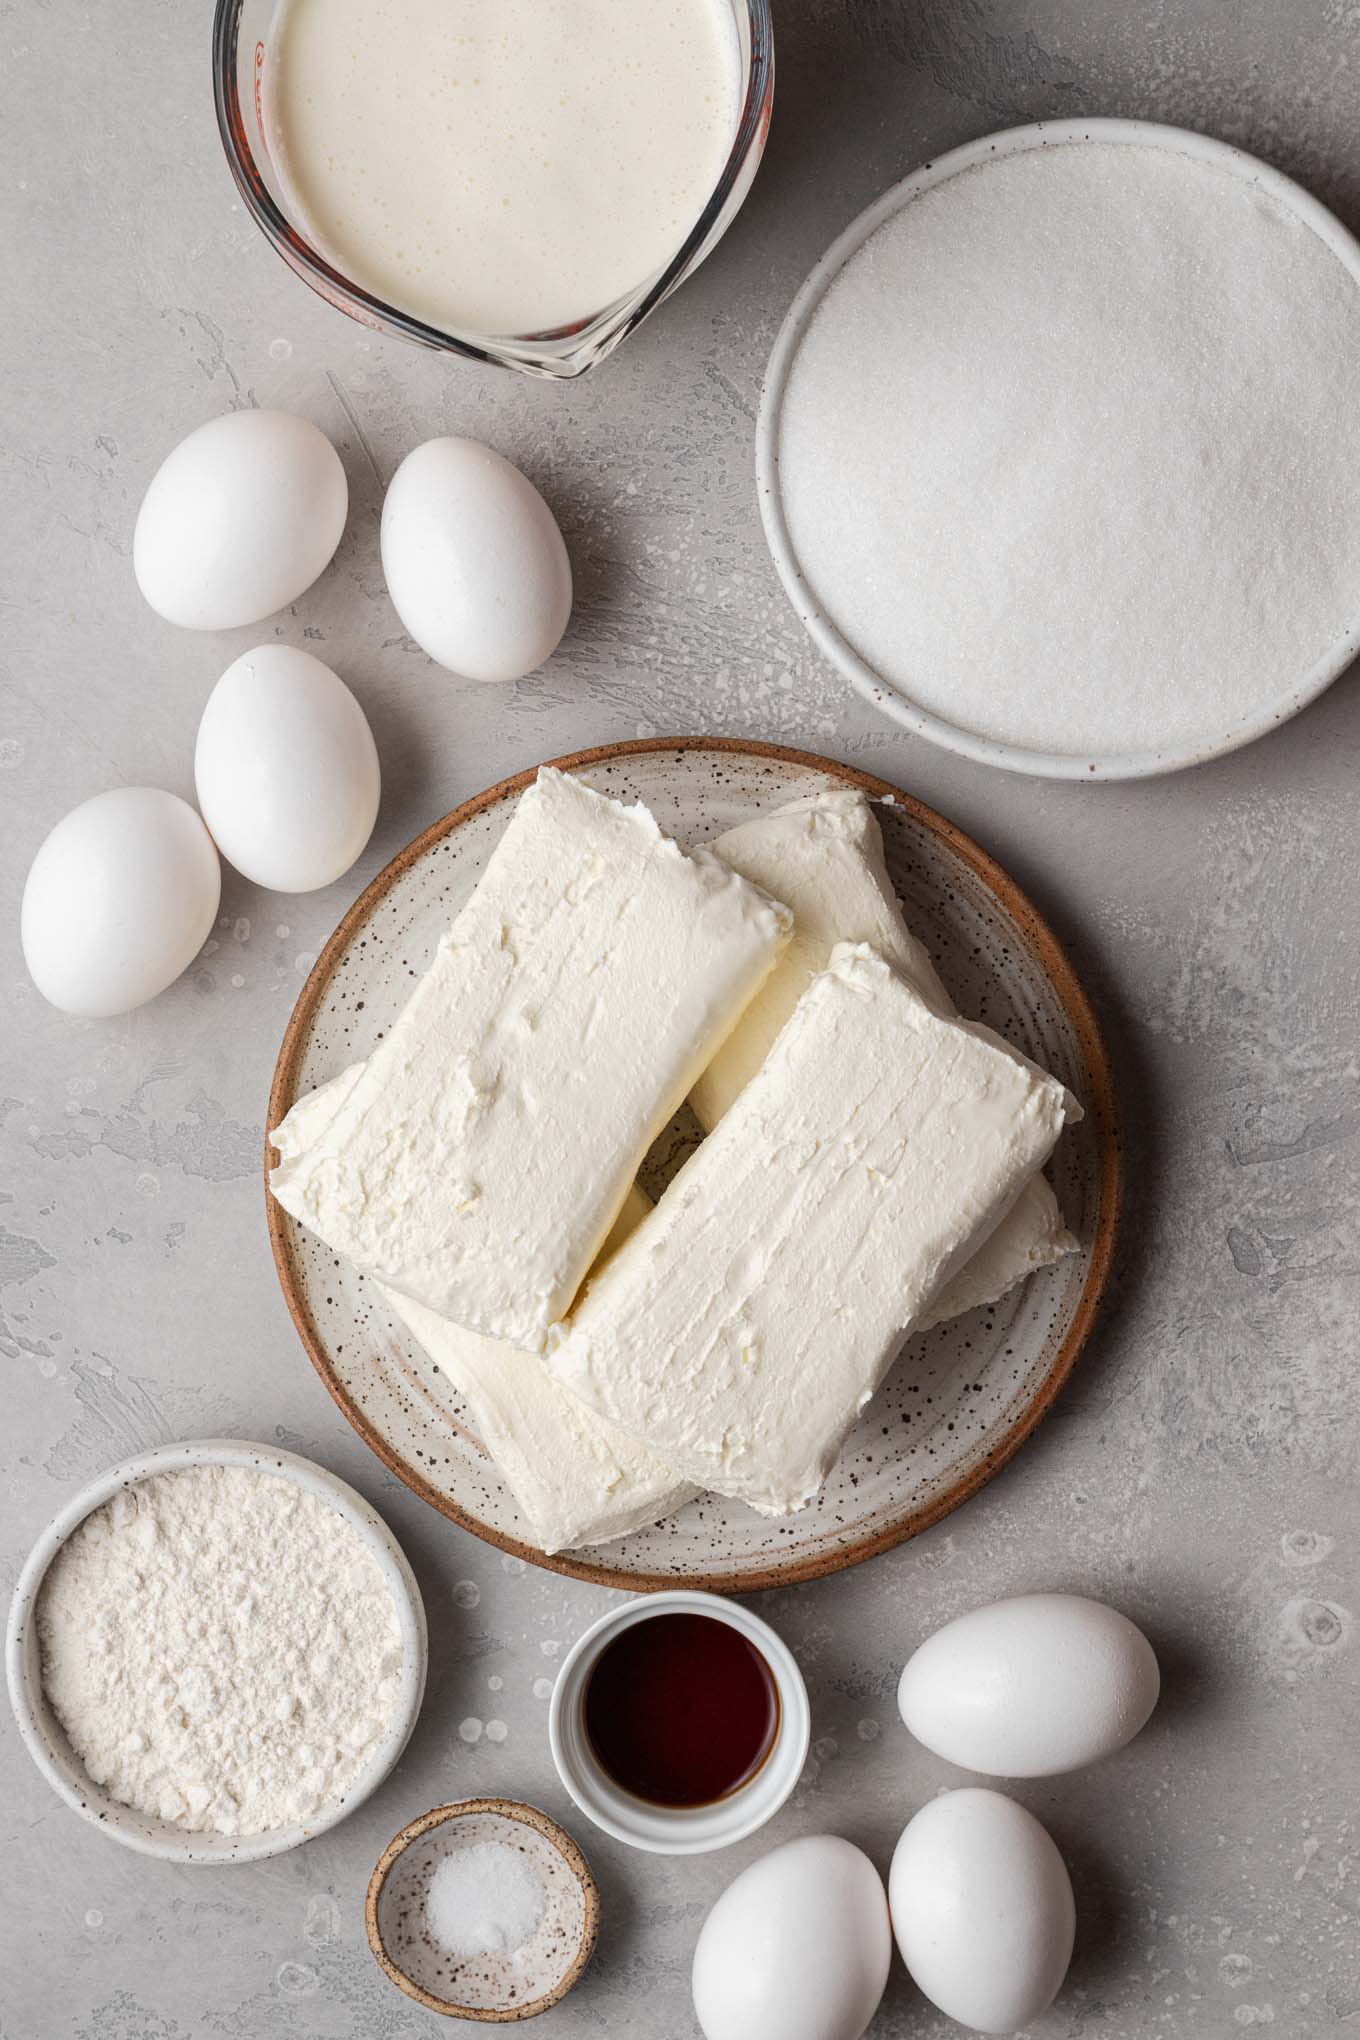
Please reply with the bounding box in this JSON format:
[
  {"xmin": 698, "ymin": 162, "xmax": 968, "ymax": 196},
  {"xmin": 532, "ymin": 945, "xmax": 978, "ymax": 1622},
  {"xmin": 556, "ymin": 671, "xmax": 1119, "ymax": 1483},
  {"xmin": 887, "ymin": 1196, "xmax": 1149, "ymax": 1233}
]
[
  {"xmin": 5, "ymin": 1437, "xmax": 428, "ymax": 1863},
  {"xmin": 210, "ymin": 0, "xmax": 774, "ymax": 377},
  {"xmin": 364, "ymin": 1796, "xmax": 601, "ymax": 2021},
  {"xmin": 547, "ymin": 1590, "xmax": 811, "ymax": 1855},
  {"xmin": 757, "ymin": 115, "xmax": 1360, "ymax": 780}
]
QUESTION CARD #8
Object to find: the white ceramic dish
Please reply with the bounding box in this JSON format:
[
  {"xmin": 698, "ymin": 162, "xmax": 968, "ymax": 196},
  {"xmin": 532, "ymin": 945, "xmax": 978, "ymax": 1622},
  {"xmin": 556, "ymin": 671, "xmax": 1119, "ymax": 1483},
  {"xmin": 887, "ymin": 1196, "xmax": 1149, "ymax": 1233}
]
[
  {"xmin": 6, "ymin": 1439, "xmax": 428, "ymax": 1863},
  {"xmin": 757, "ymin": 118, "xmax": 1360, "ymax": 780},
  {"xmin": 267, "ymin": 737, "xmax": 1120, "ymax": 1594},
  {"xmin": 548, "ymin": 1592, "xmax": 810, "ymax": 1855}
]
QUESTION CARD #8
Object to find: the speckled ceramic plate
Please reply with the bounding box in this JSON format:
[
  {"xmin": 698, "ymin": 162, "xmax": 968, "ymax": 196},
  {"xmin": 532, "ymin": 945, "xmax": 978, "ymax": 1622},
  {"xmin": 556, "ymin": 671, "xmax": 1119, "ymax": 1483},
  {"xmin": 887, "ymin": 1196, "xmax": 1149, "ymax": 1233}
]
[{"xmin": 267, "ymin": 738, "xmax": 1120, "ymax": 1592}]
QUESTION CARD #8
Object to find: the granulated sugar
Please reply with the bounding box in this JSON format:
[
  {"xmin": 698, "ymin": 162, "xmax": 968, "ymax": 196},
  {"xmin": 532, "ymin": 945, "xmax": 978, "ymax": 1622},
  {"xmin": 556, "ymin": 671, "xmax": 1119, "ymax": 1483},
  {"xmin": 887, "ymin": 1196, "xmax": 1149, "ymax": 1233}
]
[
  {"xmin": 776, "ymin": 138, "xmax": 1360, "ymax": 761},
  {"xmin": 37, "ymin": 1465, "xmax": 405, "ymax": 1836}
]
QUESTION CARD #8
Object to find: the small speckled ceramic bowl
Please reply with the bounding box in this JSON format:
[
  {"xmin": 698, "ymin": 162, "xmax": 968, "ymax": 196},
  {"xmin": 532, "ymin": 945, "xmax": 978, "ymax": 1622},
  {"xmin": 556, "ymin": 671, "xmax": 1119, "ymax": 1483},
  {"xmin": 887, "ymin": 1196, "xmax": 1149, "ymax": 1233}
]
[
  {"xmin": 366, "ymin": 1800, "xmax": 600, "ymax": 2020},
  {"xmin": 549, "ymin": 1591, "xmax": 811, "ymax": 1854},
  {"xmin": 5, "ymin": 1439, "xmax": 428, "ymax": 1862}
]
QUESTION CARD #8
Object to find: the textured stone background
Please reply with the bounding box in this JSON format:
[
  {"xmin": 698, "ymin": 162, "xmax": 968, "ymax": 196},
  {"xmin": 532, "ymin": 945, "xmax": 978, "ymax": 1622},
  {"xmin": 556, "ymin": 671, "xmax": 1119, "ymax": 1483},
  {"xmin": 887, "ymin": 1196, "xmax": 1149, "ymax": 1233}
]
[{"xmin": 3, "ymin": 1, "xmax": 1358, "ymax": 2035}]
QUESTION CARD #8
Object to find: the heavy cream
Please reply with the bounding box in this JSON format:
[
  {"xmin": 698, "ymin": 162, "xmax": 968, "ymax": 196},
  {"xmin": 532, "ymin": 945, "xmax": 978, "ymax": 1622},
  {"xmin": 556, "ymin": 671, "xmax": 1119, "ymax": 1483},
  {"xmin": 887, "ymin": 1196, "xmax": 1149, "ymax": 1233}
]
[{"xmin": 263, "ymin": 0, "xmax": 741, "ymax": 337}]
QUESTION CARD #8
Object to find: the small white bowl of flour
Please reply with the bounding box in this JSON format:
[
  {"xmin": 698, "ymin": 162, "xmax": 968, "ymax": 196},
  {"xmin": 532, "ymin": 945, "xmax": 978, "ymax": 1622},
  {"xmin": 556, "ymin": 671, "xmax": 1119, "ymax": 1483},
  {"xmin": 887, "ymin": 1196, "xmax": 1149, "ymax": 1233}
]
[{"xmin": 5, "ymin": 1440, "xmax": 427, "ymax": 1862}]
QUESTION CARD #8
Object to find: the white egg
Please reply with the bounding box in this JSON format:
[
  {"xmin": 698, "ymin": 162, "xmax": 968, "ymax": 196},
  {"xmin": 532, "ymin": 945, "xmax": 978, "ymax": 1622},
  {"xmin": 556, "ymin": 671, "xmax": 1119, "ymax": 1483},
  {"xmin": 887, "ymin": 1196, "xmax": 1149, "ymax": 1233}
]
[
  {"xmin": 380, "ymin": 436, "xmax": 572, "ymax": 681},
  {"xmin": 134, "ymin": 410, "xmax": 348, "ymax": 629},
  {"xmin": 889, "ymin": 1789, "xmax": 1074, "ymax": 2034},
  {"xmin": 898, "ymin": 1592, "xmax": 1160, "ymax": 1777},
  {"xmin": 21, "ymin": 788, "xmax": 220, "ymax": 1018},
  {"xmin": 194, "ymin": 646, "xmax": 380, "ymax": 893},
  {"xmin": 692, "ymin": 1835, "xmax": 890, "ymax": 2040}
]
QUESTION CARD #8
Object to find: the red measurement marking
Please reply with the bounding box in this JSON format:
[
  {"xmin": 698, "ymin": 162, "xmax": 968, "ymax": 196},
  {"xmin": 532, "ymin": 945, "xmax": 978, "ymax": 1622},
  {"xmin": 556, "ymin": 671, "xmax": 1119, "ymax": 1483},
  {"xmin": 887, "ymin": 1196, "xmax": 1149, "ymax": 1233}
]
[{"xmin": 253, "ymin": 42, "xmax": 270, "ymax": 161}]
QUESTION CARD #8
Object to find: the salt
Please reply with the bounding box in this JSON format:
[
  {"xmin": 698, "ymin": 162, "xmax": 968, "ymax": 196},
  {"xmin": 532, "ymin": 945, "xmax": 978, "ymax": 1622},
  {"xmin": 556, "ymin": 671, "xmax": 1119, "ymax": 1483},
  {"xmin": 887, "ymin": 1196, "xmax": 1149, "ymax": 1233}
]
[
  {"xmin": 776, "ymin": 137, "xmax": 1360, "ymax": 762},
  {"xmin": 425, "ymin": 1843, "xmax": 546, "ymax": 1961}
]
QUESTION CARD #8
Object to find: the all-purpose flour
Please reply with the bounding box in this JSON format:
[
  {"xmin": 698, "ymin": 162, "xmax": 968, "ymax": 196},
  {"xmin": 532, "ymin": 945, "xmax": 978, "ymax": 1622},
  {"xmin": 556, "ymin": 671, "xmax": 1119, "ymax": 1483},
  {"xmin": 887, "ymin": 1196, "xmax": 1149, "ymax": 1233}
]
[
  {"xmin": 37, "ymin": 1466, "xmax": 405, "ymax": 1836},
  {"xmin": 777, "ymin": 138, "xmax": 1360, "ymax": 760}
]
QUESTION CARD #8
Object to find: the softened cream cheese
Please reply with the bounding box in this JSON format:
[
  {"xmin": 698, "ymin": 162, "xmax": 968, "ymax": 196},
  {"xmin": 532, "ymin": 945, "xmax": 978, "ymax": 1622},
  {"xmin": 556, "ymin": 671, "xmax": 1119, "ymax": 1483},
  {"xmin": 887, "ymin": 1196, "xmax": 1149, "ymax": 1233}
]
[
  {"xmin": 269, "ymin": 769, "xmax": 790, "ymax": 1350},
  {"xmin": 274, "ymin": 1069, "xmax": 692, "ymax": 1552},
  {"xmin": 693, "ymin": 792, "xmax": 1078, "ymax": 1325},
  {"xmin": 273, "ymin": 791, "xmax": 1081, "ymax": 1544},
  {"xmin": 548, "ymin": 943, "xmax": 1077, "ymax": 1517},
  {"xmin": 384, "ymin": 1265, "xmax": 695, "ymax": 1553}
]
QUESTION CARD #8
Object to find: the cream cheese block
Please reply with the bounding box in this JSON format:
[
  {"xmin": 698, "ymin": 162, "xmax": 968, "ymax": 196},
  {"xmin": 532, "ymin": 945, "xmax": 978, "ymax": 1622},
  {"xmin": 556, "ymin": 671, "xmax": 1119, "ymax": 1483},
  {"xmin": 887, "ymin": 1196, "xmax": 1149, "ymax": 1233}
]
[
  {"xmin": 697, "ymin": 791, "xmax": 1078, "ymax": 1327},
  {"xmin": 547, "ymin": 943, "xmax": 1078, "ymax": 1517},
  {"xmin": 270, "ymin": 768, "xmax": 791, "ymax": 1348},
  {"xmin": 272, "ymin": 1068, "xmax": 695, "ymax": 1551}
]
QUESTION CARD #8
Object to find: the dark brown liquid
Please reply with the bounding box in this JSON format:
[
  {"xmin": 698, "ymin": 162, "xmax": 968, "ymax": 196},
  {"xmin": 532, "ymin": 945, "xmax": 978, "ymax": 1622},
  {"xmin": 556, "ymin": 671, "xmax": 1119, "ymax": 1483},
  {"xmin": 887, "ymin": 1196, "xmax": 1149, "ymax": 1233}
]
[{"xmin": 582, "ymin": 1611, "xmax": 780, "ymax": 1808}]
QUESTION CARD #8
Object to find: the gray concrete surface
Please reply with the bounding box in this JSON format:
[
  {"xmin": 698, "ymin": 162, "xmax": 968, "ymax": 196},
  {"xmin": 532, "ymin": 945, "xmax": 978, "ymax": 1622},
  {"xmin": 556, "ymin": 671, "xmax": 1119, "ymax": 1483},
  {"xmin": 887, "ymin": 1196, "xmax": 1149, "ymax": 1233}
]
[{"xmin": 3, "ymin": 1, "xmax": 1358, "ymax": 2034}]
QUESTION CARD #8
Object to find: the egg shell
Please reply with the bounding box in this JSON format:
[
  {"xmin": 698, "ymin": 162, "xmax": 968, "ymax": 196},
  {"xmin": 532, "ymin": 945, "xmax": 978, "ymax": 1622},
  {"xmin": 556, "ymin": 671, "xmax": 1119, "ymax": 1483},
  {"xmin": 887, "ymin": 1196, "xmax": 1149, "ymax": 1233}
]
[
  {"xmin": 889, "ymin": 1788, "xmax": 1074, "ymax": 2034},
  {"xmin": 21, "ymin": 788, "xmax": 221, "ymax": 1018},
  {"xmin": 194, "ymin": 645, "xmax": 380, "ymax": 893},
  {"xmin": 134, "ymin": 410, "xmax": 348, "ymax": 630},
  {"xmin": 898, "ymin": 1592, "xmax": 1160, "ymax": 1777},
  {"xmin": 380, "ymin": 436, "xmax": 572, "ymax": 682},
  {"xmin": 692, "ymin": 1834, "xmax": 890, "ymax": 2040}
]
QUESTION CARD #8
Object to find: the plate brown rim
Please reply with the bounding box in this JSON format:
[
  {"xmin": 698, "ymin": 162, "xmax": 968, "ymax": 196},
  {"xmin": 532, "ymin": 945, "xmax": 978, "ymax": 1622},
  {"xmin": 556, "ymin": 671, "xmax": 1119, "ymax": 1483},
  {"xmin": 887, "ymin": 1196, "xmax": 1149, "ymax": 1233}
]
[{"xmin": 266, "ymin": 734, "xmax": 1122, "ymax": 1594}]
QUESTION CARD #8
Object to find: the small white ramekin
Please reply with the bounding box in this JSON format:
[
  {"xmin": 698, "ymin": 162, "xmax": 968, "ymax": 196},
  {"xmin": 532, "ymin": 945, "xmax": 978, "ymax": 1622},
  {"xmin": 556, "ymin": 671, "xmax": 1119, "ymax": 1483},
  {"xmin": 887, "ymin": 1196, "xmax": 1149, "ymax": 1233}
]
[
  {"xmin": 6, "ymin": 1439, "xmax": 428, "ymax": 1863},
  {"xmin": 548, "ymin": 1589, "xmax": 810, "ymax": 1855}
]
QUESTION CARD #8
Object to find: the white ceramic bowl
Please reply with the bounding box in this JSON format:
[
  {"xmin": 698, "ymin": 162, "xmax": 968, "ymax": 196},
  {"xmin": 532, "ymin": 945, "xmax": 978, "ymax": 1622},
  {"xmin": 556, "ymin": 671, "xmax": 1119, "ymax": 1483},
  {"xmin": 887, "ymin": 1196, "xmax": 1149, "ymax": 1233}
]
[
  {"xmin": 6, "ymin": 1439, "xmax": 428, "ymax": 1863},
  {"xmin": 548, "ymin": 1590, "xmax": 810, "ymax": 1854},
  {"xmin": 757, "ymin": 117, "xmax": 1360, "ymax": 780}
]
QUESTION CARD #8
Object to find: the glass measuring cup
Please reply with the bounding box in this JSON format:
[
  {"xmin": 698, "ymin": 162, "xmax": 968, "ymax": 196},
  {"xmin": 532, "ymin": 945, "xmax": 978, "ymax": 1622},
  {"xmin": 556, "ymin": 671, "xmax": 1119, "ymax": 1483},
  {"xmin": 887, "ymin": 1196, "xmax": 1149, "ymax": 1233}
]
[{"xmin": 212, "ymin": 0, "xmax": 774, "ymax": 379}]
